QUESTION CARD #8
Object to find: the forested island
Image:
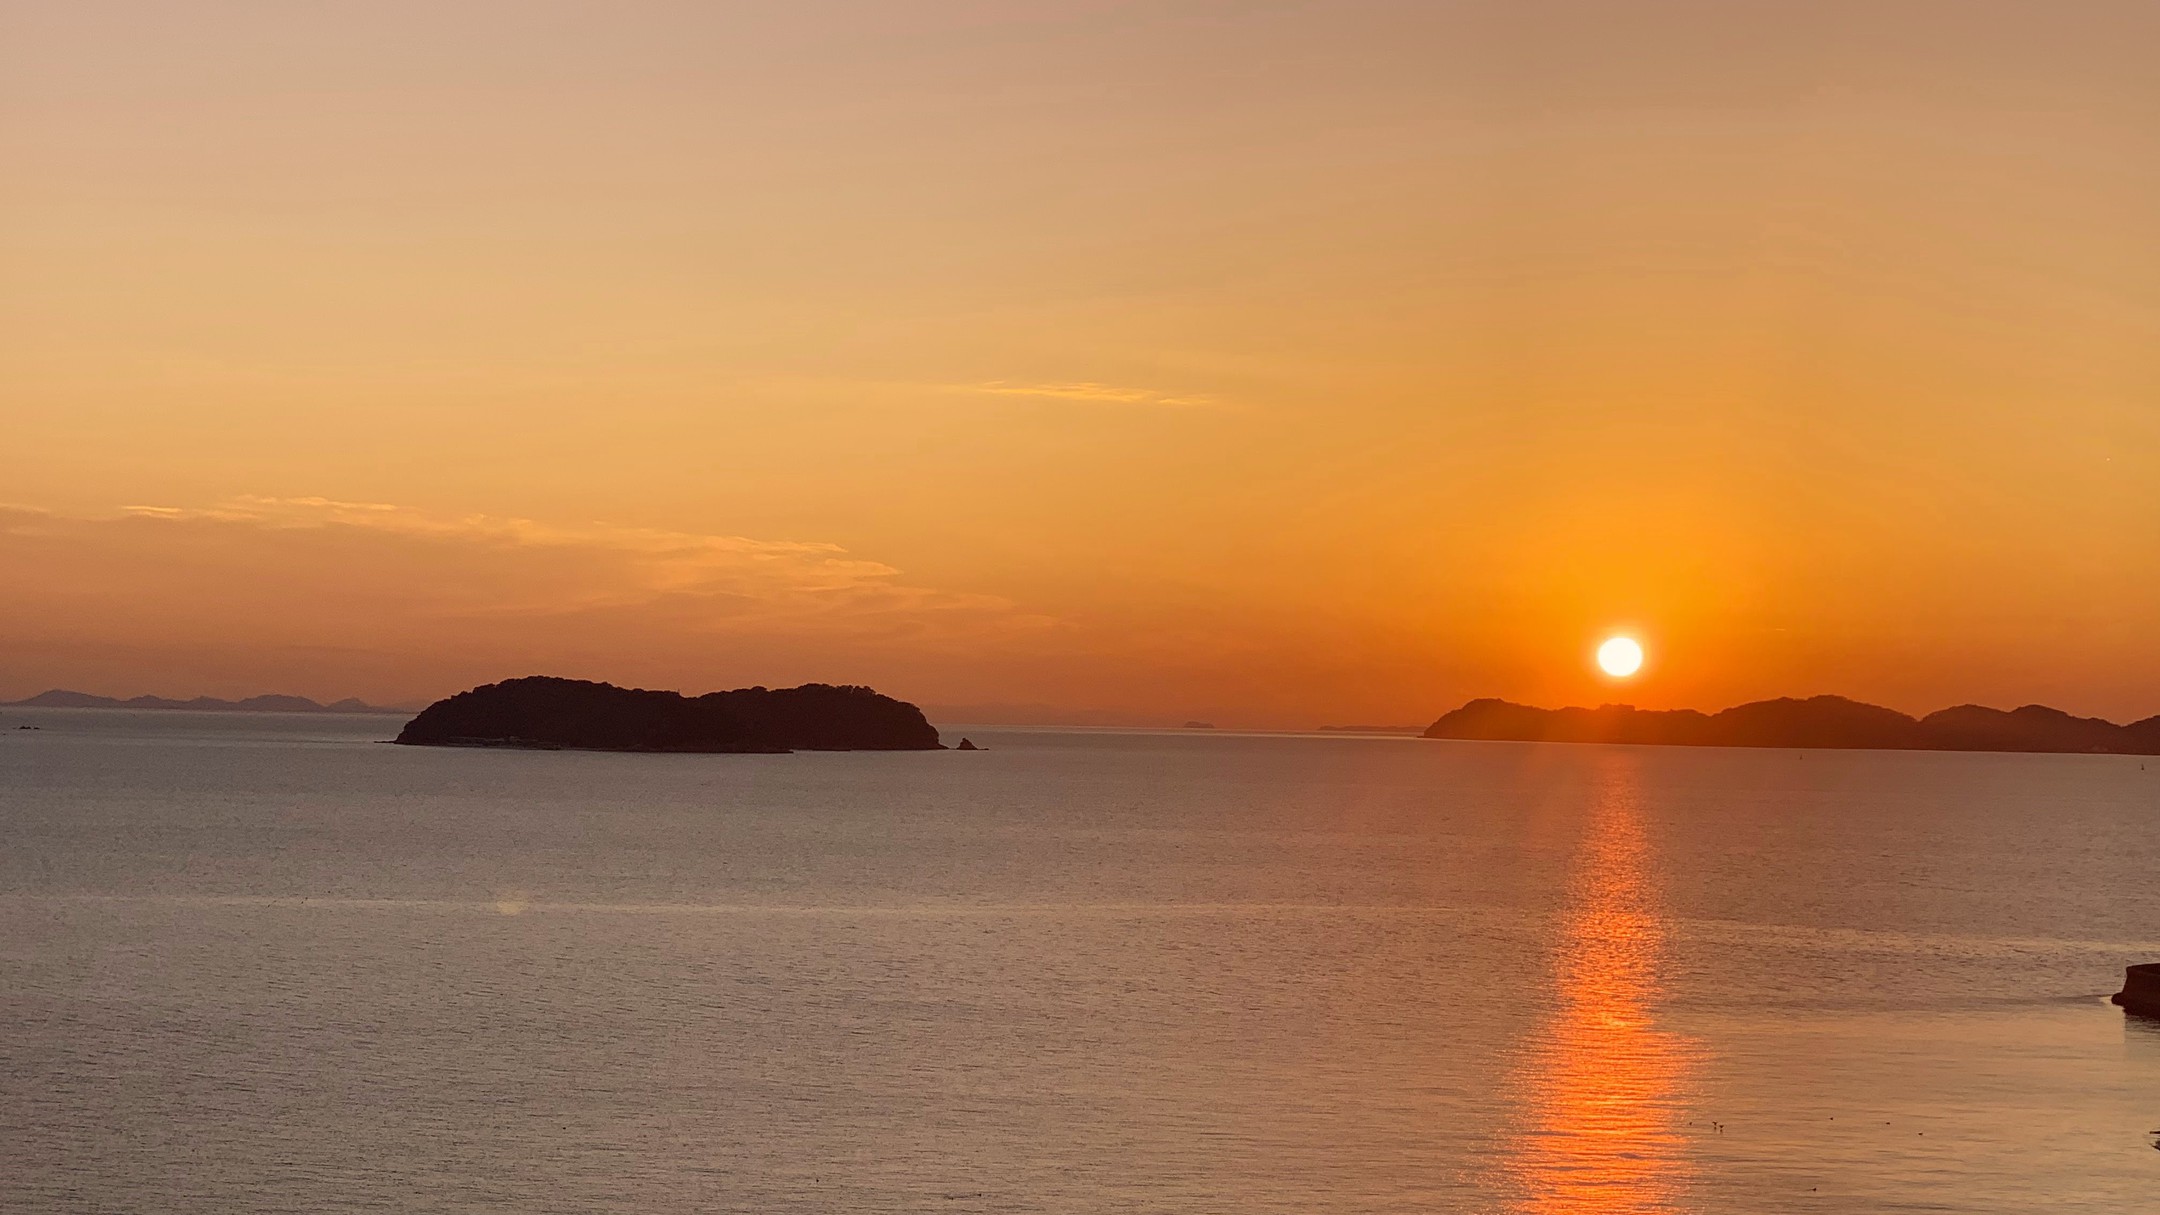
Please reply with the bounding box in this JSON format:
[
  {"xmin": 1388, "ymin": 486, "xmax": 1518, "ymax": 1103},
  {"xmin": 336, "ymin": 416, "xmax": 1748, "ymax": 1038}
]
[
  {"xmin": 393, "ymin": 676, "xmax": 944, "ymax": 753},
  {"xmin": 1423, "ymin": 696, "xmax": 2160, "ymax": 755}
]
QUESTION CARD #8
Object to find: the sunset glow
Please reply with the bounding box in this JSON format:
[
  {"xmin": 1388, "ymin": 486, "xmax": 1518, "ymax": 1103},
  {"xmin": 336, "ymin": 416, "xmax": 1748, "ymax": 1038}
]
[
  {"xmin": 4, "ymin": 2, "xmax": 2157, "ymax": 727},
  {"xmin": 6, "ymin": 6, "xmax": 2158, "ymax": 1213}
]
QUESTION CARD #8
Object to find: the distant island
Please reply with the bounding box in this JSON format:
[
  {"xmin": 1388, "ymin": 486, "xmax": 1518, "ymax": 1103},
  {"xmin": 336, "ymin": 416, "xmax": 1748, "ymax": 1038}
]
[
  {"xmin": 1316, "ymin": 724, "xmax": 1427, "ymax": 734},
  {"xmin": 5, "ymin": 689, "xmax": 403, "ymax": 714},
  {"xmin": 393, "ymin": 676, "xmax": 944, "ymax": 753},
  {"xmin": 1423, "ymin": 695, "xmax": 2160, "ymax": 755}
]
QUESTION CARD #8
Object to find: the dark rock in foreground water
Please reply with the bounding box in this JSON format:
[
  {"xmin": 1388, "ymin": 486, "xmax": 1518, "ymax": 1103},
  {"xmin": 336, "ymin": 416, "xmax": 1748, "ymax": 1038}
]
[
  {"xmin": 394, "ymin": 676, "xmax": 944, "ymax": 753},
  {"xmin": 2114, "ymin": 964, "xmax": 2160, "ymax": 1018}
]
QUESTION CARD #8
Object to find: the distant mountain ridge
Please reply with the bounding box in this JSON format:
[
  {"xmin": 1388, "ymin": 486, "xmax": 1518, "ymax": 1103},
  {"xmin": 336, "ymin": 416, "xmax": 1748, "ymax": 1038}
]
[
  {"xmin": 1423, "ymin": 695, "xmax": 2160, "ymax": 755},
  {"xmin": 5, "ymin": 689, "xmax": 403, "ymax": 714}
]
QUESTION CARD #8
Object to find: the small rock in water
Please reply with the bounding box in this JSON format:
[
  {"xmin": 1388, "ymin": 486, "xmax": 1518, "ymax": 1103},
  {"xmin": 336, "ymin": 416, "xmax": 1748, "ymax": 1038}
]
[{"xmin": 956, "ymin": 737, "xmax": 981, "ymax": 751}]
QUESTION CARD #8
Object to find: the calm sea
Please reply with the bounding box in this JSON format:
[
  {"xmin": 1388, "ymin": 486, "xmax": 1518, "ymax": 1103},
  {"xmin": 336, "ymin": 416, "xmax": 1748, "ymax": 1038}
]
[{"xmin": 3, "ymin": 708, "xmax": 2156, "ymax": 1213}]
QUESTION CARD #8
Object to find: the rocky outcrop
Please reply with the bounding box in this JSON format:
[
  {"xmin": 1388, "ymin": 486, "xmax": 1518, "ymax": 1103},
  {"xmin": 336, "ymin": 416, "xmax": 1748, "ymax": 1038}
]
[
  {"xmin": 394, "ymin": 676, "xmax": 944, "ymax": 753},
  {"xmin": 2114, "ymin": 964, "xmax": 2160, "ymax": 1017},
  {"xmin": 1423, "ymin": 696, "xmax": 2160, "ymax": 755}
]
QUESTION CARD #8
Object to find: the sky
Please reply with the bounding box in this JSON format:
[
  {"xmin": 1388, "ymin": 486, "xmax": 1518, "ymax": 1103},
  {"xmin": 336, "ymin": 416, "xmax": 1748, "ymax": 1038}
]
[{"xmin": 4, "ymin": 1, "xmax": 2157, "ymax": 726}]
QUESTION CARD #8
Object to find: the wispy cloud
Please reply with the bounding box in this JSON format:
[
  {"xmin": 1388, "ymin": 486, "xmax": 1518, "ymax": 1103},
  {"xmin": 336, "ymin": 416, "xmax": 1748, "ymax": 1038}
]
[
  {"xmin": 960, "ymin": 381, "xmax": 1223, "ymax": 409},
  {"xmin": 124, "ymin": 496, "xmax": 858, "ymax": 582},
  {"xmin": 0, "ymin": 498, "xmax": 1087, "ymax": 705},
  {"xmin": 13, "ymin": 497, "xmax": 1045, "ymax": 634}
]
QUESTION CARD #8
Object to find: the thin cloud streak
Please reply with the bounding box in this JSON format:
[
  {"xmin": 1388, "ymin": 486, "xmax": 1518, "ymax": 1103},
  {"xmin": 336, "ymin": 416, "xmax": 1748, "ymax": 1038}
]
[
  {"xmin": 130, "ymin": 496, "xmax": 841, "ymax": 556},
  {"xmin": 961, "ymin": 381, "xmax": 1224, "ymax": 409}
]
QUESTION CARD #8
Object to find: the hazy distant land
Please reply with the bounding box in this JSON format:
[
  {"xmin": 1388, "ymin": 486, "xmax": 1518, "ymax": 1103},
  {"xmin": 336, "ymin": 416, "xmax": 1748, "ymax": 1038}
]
[
  {"xmin": 394, "ymin": 676, "xmax": 944, "ymax": 753},
  {"xmin": 5, "ymin": 689, "xmax": 405, "ymax": 714},
  {"xmin": 1317, "ymin": 724, "xmax": 1427, "ymax": 734},
  {"xmin": 15, "ymin": 684, "xmax": 2158, "ymax": 756},
  {"xmin": 1424, "ymin": 695, "xmax": 2160, "ymax": 755}
]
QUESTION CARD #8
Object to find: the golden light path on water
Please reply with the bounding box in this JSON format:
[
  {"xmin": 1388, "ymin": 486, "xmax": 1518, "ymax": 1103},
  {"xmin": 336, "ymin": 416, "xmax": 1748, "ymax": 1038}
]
[{"xmin": 1503, "ymin": 754, "xmax": 1701, "ymax": 1214}]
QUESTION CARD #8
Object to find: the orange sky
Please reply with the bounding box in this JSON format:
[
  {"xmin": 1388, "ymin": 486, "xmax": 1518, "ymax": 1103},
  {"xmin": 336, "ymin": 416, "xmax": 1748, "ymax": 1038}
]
[{"xmin": 4, "ymin": 2, "xmax": 2157, "ymax": 726}]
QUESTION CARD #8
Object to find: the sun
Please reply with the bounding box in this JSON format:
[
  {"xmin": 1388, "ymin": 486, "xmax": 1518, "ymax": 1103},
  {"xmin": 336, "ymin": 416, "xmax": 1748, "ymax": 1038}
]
[{"xmin": 1596, "ymin": 636, "xmax": 1645, "ymax": 678}]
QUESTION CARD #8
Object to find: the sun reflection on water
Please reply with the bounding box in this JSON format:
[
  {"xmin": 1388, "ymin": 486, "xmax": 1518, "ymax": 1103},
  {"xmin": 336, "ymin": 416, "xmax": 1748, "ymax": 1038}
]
[{"xmin": 1503, "ymin": 756, "xmax": 1700, "ymax": 1214}]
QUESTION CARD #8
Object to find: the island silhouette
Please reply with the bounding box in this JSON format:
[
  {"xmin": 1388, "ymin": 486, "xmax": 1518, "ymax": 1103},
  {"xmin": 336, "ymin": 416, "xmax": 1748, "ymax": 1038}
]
[
  {"xmin": 1423, "ymin": 695, "xmax": 2160, "ymax": 755},
  {"xmin": 393, "ymin": 676, "xmax": 943, "ymax": 753},
  {"xmin": 6, "ymin": 690, "xmax": 401, "ymax": 714}
]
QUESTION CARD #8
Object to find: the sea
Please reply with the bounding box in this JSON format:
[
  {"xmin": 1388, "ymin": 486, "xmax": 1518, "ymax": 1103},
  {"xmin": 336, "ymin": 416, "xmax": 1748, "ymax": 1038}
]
[{"xmin": 3, "ymin": 707, "xmax": 2156, "ymax": 1213}]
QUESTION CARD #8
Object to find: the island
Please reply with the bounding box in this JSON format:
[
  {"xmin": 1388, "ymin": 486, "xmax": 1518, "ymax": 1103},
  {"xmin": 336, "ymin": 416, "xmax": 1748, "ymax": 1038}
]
[
  {"xmin": 392, "ymin": 676, "xmax": 944, "ymax": 753},
  {"xmin": 1316, "ymin": 724, "xmax": 1427, "ymax": 734},
  {"xmin": 5, "ymin": 689, "xmax": 401, "ymax": 714},
  {"xmin": 1422, "ymin": 695, "xmax": 2160, "ymax": 755}
]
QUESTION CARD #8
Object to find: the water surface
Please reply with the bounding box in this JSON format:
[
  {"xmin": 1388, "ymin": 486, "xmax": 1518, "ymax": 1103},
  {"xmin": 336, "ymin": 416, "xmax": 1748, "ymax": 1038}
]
[{"xmin": 3, "ymin": 709, "xmax": 2156, "ymax": 1211}]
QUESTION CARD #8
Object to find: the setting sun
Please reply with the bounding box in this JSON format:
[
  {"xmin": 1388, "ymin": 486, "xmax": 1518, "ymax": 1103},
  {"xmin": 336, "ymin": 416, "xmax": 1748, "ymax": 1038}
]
[{"xmin": 1597, "ymin": 637, "xmax": 1645, "ymax": 679}]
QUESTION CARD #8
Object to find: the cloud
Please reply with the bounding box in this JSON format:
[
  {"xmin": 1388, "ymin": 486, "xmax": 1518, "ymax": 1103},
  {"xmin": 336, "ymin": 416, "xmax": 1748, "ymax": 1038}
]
[
  {"xmin": 102, "ymin": 495, "xmax": 923, "ymax": 611},
  {"xmin": 0, "ymin": 499, "xmax": 1053, "ymax": 701},
  {"xmin": 960, "ymin": 381, "xmax": 1223, "ymax": 409}
]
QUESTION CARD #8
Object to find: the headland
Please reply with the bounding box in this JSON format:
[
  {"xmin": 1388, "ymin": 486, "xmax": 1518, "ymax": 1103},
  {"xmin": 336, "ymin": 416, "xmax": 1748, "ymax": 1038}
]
[{"xmin": 1422, "ymin": 696, "xmax": 2160, "ymax": 755}]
